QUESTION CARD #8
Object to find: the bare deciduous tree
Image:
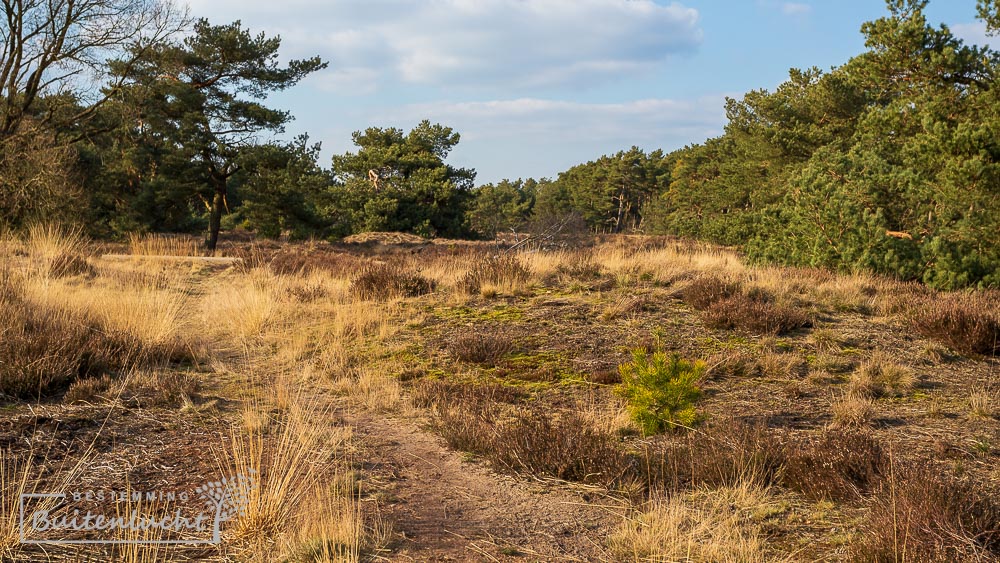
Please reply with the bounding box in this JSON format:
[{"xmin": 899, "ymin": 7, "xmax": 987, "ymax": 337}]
[{"xmin": 0, "ymin": 0, "xmax": 186, "ymax": 140}]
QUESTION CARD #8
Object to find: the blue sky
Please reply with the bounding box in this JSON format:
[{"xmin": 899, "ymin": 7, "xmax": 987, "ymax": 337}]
[{"xmin": 184, "ymin": 0, "xmax": 995, "ymax": 184}]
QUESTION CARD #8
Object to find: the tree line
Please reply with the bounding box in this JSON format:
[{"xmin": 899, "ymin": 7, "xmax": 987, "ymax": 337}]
[{"xmin": 1, "ymin": 0, "xmax": 997, "ymax": 287}]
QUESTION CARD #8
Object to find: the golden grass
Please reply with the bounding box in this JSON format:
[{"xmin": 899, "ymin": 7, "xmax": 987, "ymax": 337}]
[
  {"xmin": 331, "ymin": 364, "xmax": 405, "ymax": 413},
  {"xmin": 831, "ymin": 394, "xmax": 875, "ymax": 428},
  {"xmin": 22, "ymin": 276, "xmax": 192, "ymax": 350},
  {"xmin": 224, "ymin": 397, "xmax": 381, "ymax": 562},
  {"xmin": 26, "ymin": 223, "xmax": 86, "ymax": 262},
  {"xmin": 609, "ymin": 482, "xmax": 782, "ymax": 563},
  {"xmin": 0, "ymin": 450, "xmax": 31, "ymax": 559},
  {"xmin": 128, "ymin": 233, "xmax": 203, "ymax": 257},
  {"xmin": 968, "ymin": 387, "xmax": 997, "ymax": 419},
  {"xmin": 201, "ymin": 271, "xmax": 287, "ymax": 346},
  {"xmin": 850, "ymin": 352, "xmax": 916, "ymax": 398}
]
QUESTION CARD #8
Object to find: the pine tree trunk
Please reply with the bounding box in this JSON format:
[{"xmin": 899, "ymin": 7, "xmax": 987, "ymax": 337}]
[{"xmin": 207, "ymin": 177, "xmax": 226, "ymax": 252}]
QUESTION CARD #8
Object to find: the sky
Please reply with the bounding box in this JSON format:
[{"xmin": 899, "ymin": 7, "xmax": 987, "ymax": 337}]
[{"xmin": 183, "ymin": 0, "xmax": 996, "ymax": 184}]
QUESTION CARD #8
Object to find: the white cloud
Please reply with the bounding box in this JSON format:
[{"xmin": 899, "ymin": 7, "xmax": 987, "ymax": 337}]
[
  {"xmin": 184, "ymin": 0, "xmax": 703, "ymax": 93},
  {"xmin": 781, "ymin": 3, "xmax": 811, "ymax": 16},
  {"xmin": 370, "ymin": 96, "xmax": 727, "ymax": 181},
  {"xmin": 952, "ymin": 22, "xmax": 997, "ymax": 49}
]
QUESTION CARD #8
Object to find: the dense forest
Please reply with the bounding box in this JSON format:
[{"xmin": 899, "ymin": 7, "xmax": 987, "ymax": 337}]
[{"xmin": 1, "ymin": 0, "xmax": 998, "ymax": 288}]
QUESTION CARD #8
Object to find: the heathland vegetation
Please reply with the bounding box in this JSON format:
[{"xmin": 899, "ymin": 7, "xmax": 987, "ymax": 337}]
[{"xmin": 1, "ymin": 231, "xmax": 997, "ymax": 560}]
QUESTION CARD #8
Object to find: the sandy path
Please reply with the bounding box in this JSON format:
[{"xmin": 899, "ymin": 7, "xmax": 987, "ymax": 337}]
[{"xmin": 347, "ymin": 414, "xmax": 624, "ymax": 562}]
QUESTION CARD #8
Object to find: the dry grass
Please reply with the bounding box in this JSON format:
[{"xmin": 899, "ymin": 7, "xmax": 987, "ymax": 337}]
[
  {"xmin": 0, "ymin": 450, "xmax": 31, "ymax": 559},
  {"xmin": 849, "ymin": 352, "xmax": 916, "ymax": 398},
  {"xmin": 756, "ymin": 351, "xmax": 805, "ymax": 379},
  {"xmin": 609, "ymin": 482, "xmax": 781, "ymax": 563},
  {"xmin": 968, "ymin": 387, "xmax": 997, "ymax": 419},
  {"xmin": 225, "ymin": 399, "xmax": 383, "ymax": 562},
  {"xmin": 202, "ymin": 271, "xmax": 286, "ymax": 346},
  {"xmin": 0, "ymin": 271, "xmax": 180, "ymax": 398},
  {"xmin": 831, "ymin": 394, "xmax": 875, "ymax": 428},
  {"xmin": 128, "ymin": 233, "xmax": 203, "ymax": 257}
]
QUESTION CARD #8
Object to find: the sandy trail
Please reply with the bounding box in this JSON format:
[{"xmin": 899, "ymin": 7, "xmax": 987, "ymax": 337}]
[{"xmin": 346, "ymin": 414, "xmax": 623, "ymax": 562}]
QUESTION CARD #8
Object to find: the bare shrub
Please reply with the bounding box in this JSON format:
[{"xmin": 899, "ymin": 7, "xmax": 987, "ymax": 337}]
[
  {"xmin": 704, "ymin": 293, "xmax": 812, "ymax": 335},
  {"xmin": 457, "ymin": 253, "xmax": 531, "ymax": 295},
  {"xmin": 909, "ymin": 291, "xmax": 1000, "ymax": 356},
  {"xmin": 349, "ymin": 262, "xmax": 434, "ymax": 301},
  {"xmin": 489, "ymin": 411, "xmax": 633, "ymax": 486},
  {"xmin": 411, "ymin": 379, "xmax": 526, "ymax": 410},
  {"xmin": 447, "ymin": 333, "xmax": 515, "ymax": 365},
  {"xmin": 782, "ymin": 430, "xmax": 886, "ymax": 501},
  {"xmin": 683, "ymin": 275, "xmax": 740, "ymax": 310},
  {"xmin": 642, "ymin": 420, "xmax": 785, "ymax": 492},
  {"xmin": 0, "ymin": 122, "xmax": 83, "ymax": 229},
  {"xmin": 854, "ymin": 464, "xmax": 1000, "ymax": 562},
  {"xmin": 436, "ymin": 399, "xmax": 634, "ymax": 488}
]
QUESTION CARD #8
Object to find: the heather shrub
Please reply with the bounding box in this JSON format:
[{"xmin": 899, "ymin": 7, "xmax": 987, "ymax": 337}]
[
  {"xmin": 703, "ymin": 293, "xmax": 812, "ymax": 335},
  {"xmin": 458, "ymin": 253, "xmax": 530, "ymax": 295},
  {"xmin": 909, "ymin": 292, "xmax": 1000, "ymax": 356},
  {"xmin": 447, "ymin": 332, "xmax": 515, "ymax": 365},
  {"xmin": 683, "ymin": 275, "xmax": 740, "ymax": 310},
  {"xmin": 782, "ymin": 430, "xmax": 886, "ymax": 501},
  {"xmin": 349, "ymin": 262, "xmax": 434, "ymax": 301},
  {"xmin": 853, "ymin": 464, "xmax": 1000, "ymax": 562}
]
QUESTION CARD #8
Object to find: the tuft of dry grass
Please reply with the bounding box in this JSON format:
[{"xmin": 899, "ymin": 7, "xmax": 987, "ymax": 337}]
[
  {"xmin": 225, "ymin": 399, "xmax": 383, "ymax": 562},
  {"xmin": 756, "ymin": 351, "xmax": 805, "ymax": 379},
  {"xmin": 849, "ymin": 352, "xmax": 916, "ymax": 398},
  {"xmin": 601, "ymin": 294, "xmax": 650, "ymax": 321},
  {"xmin": 609, "ymin": 483, "xmax": 780, "ymax": 563},
  {"xmin": 64, "ymin": 375, "xmax": 117, "ymax": 404},
  {"xmin": 705, "ymin": 349, "xmax": 758, "ymax": 379},
  {"xmin": 831, "ymin": 394, "xmax": 875, "ymax": 428},
  {"xmin": 908, "ymin": 291, "xmax": 1000, "ymax": 356},
  {"xmin": 968, "ymin": 387, "xmax": 997, "ymax": 419}
]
